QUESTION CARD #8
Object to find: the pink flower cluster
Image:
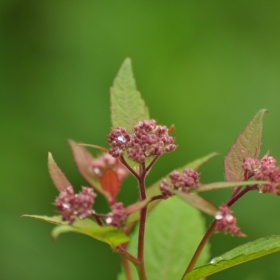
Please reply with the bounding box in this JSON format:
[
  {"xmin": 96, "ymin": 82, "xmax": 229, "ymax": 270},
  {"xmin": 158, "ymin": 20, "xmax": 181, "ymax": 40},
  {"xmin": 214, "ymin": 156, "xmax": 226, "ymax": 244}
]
[
  {"xmin": 107, "ymin": 120, "xmax": 177, "ymax": 163},
  {"xmin": 159, "ymin": 169, "xmax": 200, "ymax": 197},
  {"xmin": 242, "ymin": 154, "xmax": 280, "ymax": 194},
  {"xmin": 215, "ymin": 204, "xmax": 244, "ymax": 236},
  {"xmin": 55, "ymin": 186, "xmax": 96, "ymax": 224},
  {"xmin": 89, "ymin": 153, "xmax": 129, "ymax": 182},
  {"xmin": 106, "ymin": 202, "xmax": 126, "ymax": 228}
]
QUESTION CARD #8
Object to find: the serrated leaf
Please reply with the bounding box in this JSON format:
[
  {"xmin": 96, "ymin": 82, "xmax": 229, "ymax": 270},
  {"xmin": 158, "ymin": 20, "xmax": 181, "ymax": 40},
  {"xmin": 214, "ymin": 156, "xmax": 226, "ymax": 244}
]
[
  {"xmin": 110, "ymin": 58, "xmax": 149, "ymax": 133},
  {"xmin": 184, "ymin": 235, "xmax": 280, "ymax": 280},
  {"xmin": 192, "ymin": 180, "xmax": 267, "ymax": 193},
  {"xmin": 172, "ymin": 190, "xmax": 218, "ymax": 216},
  {"xmin": 68, "ymin": 139, "xmax": 111, "ymax": 202},
  {"xmin": 224, "ymin": 109, "xmax": 268, "ymax": 182},
  {"xmin": 126, "ymin": 153, "xmax": 219, "ymax": 228},
  {"xmin": 22, "ymin": 215, "xmax": 129, "ymax": 249},
  {"xmin": 120, "ymin": 197, "xmax": 210, "ymax": 280},
  {"xmin": 48, "ymin": 152, "xmax": 71, "ymax": 192}
]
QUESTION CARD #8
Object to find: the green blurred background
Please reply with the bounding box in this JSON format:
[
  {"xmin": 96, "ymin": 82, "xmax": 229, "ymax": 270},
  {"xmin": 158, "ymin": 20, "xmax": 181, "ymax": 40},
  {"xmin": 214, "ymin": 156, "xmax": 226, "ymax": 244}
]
[{"xmin": 1, "ymin": 1, "xmax": 280, "ymax": 279}]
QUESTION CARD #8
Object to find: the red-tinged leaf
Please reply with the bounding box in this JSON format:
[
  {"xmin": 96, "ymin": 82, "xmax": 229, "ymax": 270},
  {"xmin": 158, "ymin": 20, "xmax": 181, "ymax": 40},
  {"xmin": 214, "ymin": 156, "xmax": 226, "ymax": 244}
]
[
  {"xmin": 224, "ymin": 109, "xmax": 268, "ymax": 182},
  {"xmin": 125, "ymin": 197, "xmax": 151, "ymax": 215},
  {"xmin": 48, "ymin": 152, "xmax": 71, "ymax": 192},
  {"xmin": 68, "ymin": 139, "xmax": 111, "ymax": 202},
  {"xmin": 99, "ymin": 168, "xmax": 119, "ymax": 204},
  {"xmin": 172, "ymin": 190, "xmax": 218, "ymax": 216}
]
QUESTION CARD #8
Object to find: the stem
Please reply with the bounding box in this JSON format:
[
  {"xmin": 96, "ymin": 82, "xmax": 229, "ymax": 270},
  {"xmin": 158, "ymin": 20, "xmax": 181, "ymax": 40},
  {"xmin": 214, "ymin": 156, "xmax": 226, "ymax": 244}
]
[
  {"xmin": 137, "ymin": 163, "xmax": 148, "ymax": 280},
  {"xmin": 149, "ymin": 194, "xmax": 164, "ymax": 203},
  {"xmin": 116, "ymin": 245, "xmax": 140, "ymax": 266},
  {"xmin": 181, "ymin": 221, "xmax": 216, "ymax": 279},
  {"xmin": 227, "ymin": 185, "xmax": 258, "ymax": 207},
  {"xmin": 121, "ymin": 253, "xmax": 133, "ymax": 280},
  {"xmin": 146, "ymin": 155, "xmax": 160, "ymax": 174},
  {"xmin": 182, "ymin": 184, "xmax": 258, "ymax": 279},
  {"xmin": 120, "ymin": 156, "xmax": 140, "ymax": 180},
  {"xmin": 91, "ymin": 212, "xmax": 104, "ymax": 226}
]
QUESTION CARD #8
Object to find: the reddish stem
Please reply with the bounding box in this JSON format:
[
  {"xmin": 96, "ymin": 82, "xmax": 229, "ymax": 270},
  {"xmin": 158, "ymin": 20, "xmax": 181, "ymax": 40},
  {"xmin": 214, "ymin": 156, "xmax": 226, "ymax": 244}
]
[
  {"xmin": 181, "ymin": 221, "xmax": 217, "ymax": 279},
  {"xmin": 136, "ymin": 163, "xmax": 148, "ymax": 280},
  {"xmin": 120, "ymin": 156, "xmax": 140, "ymax": 180},
  {"xmin": 181, "ymin": 184, "xmax": 258, "ymax": 279}
]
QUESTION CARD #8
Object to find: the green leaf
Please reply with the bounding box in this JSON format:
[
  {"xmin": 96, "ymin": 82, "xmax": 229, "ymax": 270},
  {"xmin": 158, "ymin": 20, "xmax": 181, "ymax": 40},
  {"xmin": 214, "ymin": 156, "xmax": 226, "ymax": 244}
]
[
  {"xmin": 120, "ymin": 197, "xmax": 210, "ymax": 280},
  {"xmin": 48, "ymin": 152, "xmax": 71, "ymax": 192},
  {"xmin": 184, "ymin": 235, "xmax": 280, "ymax": 280},
  {"xmin": 110, "ymin": 58, "xmax": 149, "ymax": 133},
  {"xmin": 224, "ymin": 109, "xmax": 268, "ymax": 182},
  {"xmin": 192, "ymin": 180, "xmax": 268, "ymax": 193},
  {"xmin": 183, "ymin": 152, "xmax": 220, "ymax": 170},
  {"xmin": 126, "ymin": 153, "xmax": 219, "ymax": 228},
  {"xmin": 22, "ymin": 215, "xmax": 129, "ymax": 249},
  {"xmin": 172, "ymin": 190, "xmax": 218, "ymax": 216}
]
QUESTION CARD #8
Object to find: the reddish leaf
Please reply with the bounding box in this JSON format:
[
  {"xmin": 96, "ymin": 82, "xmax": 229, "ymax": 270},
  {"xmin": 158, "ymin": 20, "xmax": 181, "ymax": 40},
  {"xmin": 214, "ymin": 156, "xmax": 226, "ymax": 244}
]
[
  {"xmin": 48, "ymin": 152, "xmax": 71, "ymax": 192},
  {"xmin": 224, "ymin": 109, "xmax": 268, "ymax": 182},
  {"xmin": 125, "ymin": 197, "xmax": 151, "ymax": 215},
  {"xmin": 99, "ymin": 168, "xmax": 119, "ymax": 204},
  {"xmin": 68, "ymin": 139, "xmax": 111, "ymax": 202}
]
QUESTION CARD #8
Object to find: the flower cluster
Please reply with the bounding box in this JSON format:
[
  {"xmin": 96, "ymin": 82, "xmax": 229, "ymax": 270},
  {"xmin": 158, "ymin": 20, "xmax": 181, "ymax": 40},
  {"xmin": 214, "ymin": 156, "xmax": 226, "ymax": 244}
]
[
  {"xmin": 106, "ymin": 202, "xmax": 126, "ymax": 228},
  {"xmin": 107, "ymin": 120, "xmax": 177, "ymax": 163},
  {"xmin": 89, "ymin": 152, "xmax": 129, "ymax": 182},
  {"xmin": 242, "ymin": 154, "xmax": 280, "ymax": 194},
  {"xmin": 215, "ymin": 204, "xmax": 244, "ymax": 236},
  {"xmin": 55, "ymin": 186, "xmax": 96, "ymax": 224},
  {"xmin": 159, "ymin": 169, "xmax": 200, "ymax": 197}
]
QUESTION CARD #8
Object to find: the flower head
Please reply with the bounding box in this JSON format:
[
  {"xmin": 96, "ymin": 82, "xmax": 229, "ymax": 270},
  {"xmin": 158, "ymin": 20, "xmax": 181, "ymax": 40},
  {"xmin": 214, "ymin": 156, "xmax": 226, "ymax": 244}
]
[
  {"xmin": 159, "ymin": 168, "xmax": 200, "ymax": 196},
  {"xmin": 242, "ymin": 154, "xmax": 280, "ymax": 194},
  {"xmin": 107, "ymin": 120, "xmax": 177, "ymax": 163},
  {"xmin": 215, "ymin": 204, "xmax": 244, "ymax": 236},
  {"xmin": 106, "ymin": 202, "xmax": 126, "ymax": 228},
  {"xmin": 55, "ymin": 186, "xmax": 96, "ymax": 224}
]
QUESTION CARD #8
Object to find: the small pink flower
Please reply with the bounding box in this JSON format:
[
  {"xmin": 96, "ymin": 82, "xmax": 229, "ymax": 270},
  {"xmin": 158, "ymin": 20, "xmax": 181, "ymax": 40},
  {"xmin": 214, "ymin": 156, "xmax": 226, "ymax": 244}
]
[
  {"xmin": 215, "ymin": 204, "xmax": 244, "ymax": 236},
  {"xmin": 55, "ymin": 186, "xmax": 96, "ymax": 224}
]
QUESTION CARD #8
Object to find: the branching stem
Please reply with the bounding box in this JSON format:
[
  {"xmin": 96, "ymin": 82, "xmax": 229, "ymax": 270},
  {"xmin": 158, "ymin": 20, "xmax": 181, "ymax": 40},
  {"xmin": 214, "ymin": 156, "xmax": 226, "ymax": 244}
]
[{"xmin": 181, "ymin": 183, "xmax": 258, "ymax": 279}]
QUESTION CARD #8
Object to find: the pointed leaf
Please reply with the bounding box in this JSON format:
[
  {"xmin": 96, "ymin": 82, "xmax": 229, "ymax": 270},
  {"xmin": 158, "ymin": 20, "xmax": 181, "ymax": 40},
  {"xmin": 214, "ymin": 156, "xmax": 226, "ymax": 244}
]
[
  {"xmin": 192, "ymin": 180, "xmax": 268, "ymax": 193},
  {"xmin": 172, "ymin": 190, "xmax": 218, "ymax": 216},
  {"xmin": 183, "ymin": 152, "xmax": 220, "ymax": 170},
  {"xmin": 99, "ymin": 168, "xmax": 119, "ymax": 204},
  {"xmin": 48, "ymin": 152, "xmax": 71, "ymax": 192},
  {"xmin": 120, "ymin": 197, "xmax": 210, "ymax": 280},
  {"xmin": 125, "ymin": 197, "xmax": 151, "ymax": 215},
  {"xmin": 224, "ymin": 109, "xmax": 268, "ymax": 182},
  {"xmin": 22, "ymin": 215, "xmax": 129, "ymax": 249},
  {"xmin": 110, "ymin": 58, "xmax": 149, "ymax": 133},
  {"xmin": 125, "ymin": 153, "xmax": 219, "ymax": 229},
  {"xmin": 68, "ymin": 139, "xmax": 111, "ymax": 202},
  {"xmin": 184, "ymin": 235, "xmax": 280, "ymax": 280}
]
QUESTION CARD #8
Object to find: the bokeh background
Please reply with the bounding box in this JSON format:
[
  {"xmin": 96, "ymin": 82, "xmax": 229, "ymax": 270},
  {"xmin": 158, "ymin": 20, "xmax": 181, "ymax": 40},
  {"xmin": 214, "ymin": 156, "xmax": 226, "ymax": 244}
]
[{"xmin": 1, "ymin": 1, "xmax": 280, "ymax": 279}]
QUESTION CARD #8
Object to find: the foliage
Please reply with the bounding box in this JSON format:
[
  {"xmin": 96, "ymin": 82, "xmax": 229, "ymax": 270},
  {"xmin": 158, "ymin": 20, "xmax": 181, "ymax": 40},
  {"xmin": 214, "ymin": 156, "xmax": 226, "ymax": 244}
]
[{"xmin": 23, "ymin": 59, "xmax": 280, "ymax": 279}]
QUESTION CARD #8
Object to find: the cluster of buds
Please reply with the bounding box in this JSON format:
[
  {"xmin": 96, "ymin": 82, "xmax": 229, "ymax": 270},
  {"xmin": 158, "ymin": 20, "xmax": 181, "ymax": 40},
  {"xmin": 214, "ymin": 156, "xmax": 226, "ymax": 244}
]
[
  {"xmin": 55, "ymin": 186, "xmax": 96, "ymax": 224},
  {"xmin": 215, "ymin": 204, "xmax": 244, "ymax": 236},
  {"xmin": 242, "ymin": 154, "xmax": 280, "ymax": 194},
  {"xmin": 107, "ymin": 120, "xmax": 177, "ymax": 163},
  {"xmin": 105, "ymin": 202, "xmax": 127, "ymax": 228},
  {"xmin": 159, "ymin": 169, "xmax": 200, "ymax": 197},
  {"xmin": 89, "ymin": 152, "xmax": 129, "ymax": 182}
]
